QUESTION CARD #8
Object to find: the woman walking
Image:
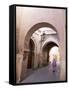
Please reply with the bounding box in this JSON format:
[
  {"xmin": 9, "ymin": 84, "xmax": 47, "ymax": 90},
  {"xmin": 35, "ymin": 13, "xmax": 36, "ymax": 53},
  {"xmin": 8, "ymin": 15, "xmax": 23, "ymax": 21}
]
[{"xmin": 52, "ymin": 58, "xmax": 57, "ymax": 72}]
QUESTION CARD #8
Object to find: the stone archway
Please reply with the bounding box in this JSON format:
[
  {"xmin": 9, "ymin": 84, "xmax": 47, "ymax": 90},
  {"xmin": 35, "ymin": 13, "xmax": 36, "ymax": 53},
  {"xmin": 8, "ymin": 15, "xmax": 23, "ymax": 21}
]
[
  {"xmin": 20, "ymin": 22, "xmax": 58, "ymax": 81},
  {"xmin": 42, "ymin": 41, "xmax": 59, "ymax": 66},
  {"xmin": 24, "ymin": 22, "xmax": 58, "ymax": 50}
]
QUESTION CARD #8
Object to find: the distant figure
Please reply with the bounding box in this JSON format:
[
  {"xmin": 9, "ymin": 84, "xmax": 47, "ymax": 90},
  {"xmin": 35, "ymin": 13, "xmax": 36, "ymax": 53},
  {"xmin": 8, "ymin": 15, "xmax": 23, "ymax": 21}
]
[{"xmin": 52, "ymin": 58, "xmax": 57, "ymax": 72}]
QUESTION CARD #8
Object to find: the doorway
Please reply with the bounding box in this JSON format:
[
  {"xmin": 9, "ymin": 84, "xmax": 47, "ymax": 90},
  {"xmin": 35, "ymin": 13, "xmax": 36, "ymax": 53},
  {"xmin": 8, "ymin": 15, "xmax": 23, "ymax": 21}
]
[
  {"xmin": 27, "ymin": 39, "xmax": 35, "ymax": 69},
  {"xmin": 42, "ymin": 42, "xmax": 59, "ymax": 65}
]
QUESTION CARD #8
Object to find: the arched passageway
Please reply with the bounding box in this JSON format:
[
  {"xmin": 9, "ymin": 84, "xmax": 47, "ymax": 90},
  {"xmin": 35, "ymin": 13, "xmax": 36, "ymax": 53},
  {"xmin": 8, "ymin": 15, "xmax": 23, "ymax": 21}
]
[
  {"xmin": 16, "ymin": 7, "xmax": 66, "ymax": 83},
  {"xmin": 23, "ymin": 22, "xmax": 58, "ymax": 68},
  {"xmin": 49, "ymin": 46, "xmax": 60, "ymax": 64},
  {"xmin": 20, "ymin": 22, "xmax": 59, "ymax": 81},
  {"xmin": 42, "ymin": 42, "xmax": 59, "ymax": 65},
  {"xmin": 24, "ymin": 22, "xmax": 58, "ymax": 50}
]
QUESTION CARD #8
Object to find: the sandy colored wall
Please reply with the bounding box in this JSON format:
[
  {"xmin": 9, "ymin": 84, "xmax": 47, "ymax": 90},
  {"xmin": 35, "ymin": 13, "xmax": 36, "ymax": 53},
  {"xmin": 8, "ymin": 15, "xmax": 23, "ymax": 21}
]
[{"xmin": 16, "ymin": 6, "xmax": 66, "ymax": 82}]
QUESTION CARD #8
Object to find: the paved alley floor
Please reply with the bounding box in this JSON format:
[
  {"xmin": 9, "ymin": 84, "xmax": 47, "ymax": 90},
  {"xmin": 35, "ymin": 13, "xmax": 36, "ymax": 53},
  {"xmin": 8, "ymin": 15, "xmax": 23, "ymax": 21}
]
[{"xmin": 21, "ymin": 64, "xmax": 60, "ymax": 83}]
